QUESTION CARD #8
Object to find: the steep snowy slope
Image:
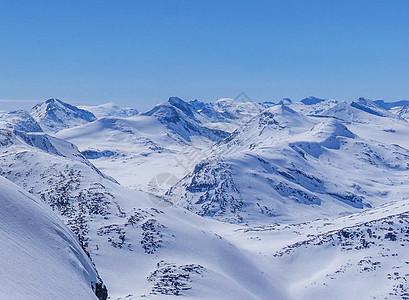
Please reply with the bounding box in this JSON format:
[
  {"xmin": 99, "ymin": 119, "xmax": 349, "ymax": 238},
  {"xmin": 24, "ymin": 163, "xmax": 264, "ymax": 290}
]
[
  {"xmin": 79, "ymin": 102, "xmax": 139, "ymax": 118},
  {"xmin": 31, "ymin": 98, "xmax": 96, "ymax": 133},
  {"xmin": 0, "ymin": 109, "xmax": 43, "ymax": 132},
  {"xmin": 143, "ymin": 97, "xmax": 229, "ymax": 142},
  {"xmin": 0, "ymin": 124, "xmax": 288, "ymax": 299},
  {"xmin": 167, "ymin": 105, "xmax": 409, "ymax": 224},
  {"xmin": 0, "ymin": 175, "xmax": 104, "ymax": 300}
]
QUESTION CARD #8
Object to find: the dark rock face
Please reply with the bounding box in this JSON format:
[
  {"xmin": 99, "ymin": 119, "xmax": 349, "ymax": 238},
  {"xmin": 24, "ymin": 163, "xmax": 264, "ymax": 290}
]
[
  {"xmin": 94, "ymin": 282, "xmax": 108, "ymax": 300},
  {"xmin": 148, "ymin": 261, "xmax": 204, "ymax": 296}
]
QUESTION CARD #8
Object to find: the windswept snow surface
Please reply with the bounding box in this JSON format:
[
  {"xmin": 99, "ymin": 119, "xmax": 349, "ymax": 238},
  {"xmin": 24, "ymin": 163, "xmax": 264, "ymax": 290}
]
[{"xmin": 0, "ymin": 176, "xmax": 100, "ymax": 300}]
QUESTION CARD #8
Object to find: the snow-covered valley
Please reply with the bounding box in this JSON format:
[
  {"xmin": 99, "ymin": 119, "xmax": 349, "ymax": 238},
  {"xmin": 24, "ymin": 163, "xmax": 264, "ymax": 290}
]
[{"xmin": 1, "ymin": 96, "xmax": 409, "ymax": 299}]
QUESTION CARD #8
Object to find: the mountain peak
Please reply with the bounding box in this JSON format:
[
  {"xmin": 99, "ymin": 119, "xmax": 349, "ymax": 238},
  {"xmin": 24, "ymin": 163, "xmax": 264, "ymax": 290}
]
[
  {"xmin": 168, "ymin": 97, "xmax": 196, "ymax": 119},
  {"xmin": 301, "ymin": 96, "xmax": 325, "ymax": 105},
  {"xmin": 45, "ymin": 98, "xmax": 58, "ymax": 103},
  {"xmin": 278, "ymin": 98, "xmax": 292, "ymax": 105},
  {"xmin": 31, "ymin": 98, "xmax": 96, "ymax": 133}
]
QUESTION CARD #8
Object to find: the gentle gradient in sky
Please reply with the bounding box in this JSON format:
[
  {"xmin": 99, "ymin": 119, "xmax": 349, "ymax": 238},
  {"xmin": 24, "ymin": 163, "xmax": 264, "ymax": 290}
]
[{"xmin": 0, "ymin": 0, "xmax": 408, "ymax": 111}]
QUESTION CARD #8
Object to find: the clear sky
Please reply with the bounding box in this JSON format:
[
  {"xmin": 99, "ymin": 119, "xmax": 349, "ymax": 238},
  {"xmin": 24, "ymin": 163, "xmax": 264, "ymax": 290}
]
[{"xmin": 0, "ymin": 0, "xmax": 408, "ymax": 111}]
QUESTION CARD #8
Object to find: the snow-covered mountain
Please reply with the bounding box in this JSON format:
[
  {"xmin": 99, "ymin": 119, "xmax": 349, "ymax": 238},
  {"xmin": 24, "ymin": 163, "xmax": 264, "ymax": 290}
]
[
  {"xmin": 31, "ymin": 98, "xmax": 97, "ymax": 133},
  {"xmin": 2, "ymin": 95, "xmax": 409, "ymax": 299},
  {"xmin": 0, "ymin": 118, "xmax": 288, "ymax": 299},
  {"xmin": 167, "ymin": 104, "xmax": 409, "ymax": 224},
  {"xmin": 290, "ymin": 98, "xmax": 339, "ymax": 115},
  {"xmin": 143, "ymin": 97, "xmax": 229, "ymax": 142},
  {"xmin": 277, "ymin": 97, "xmax": 293, "ymax": 105},
  {"xmin": 0, "ymin": 109, "xmax": 43, "ymax": 132},
  {"xmin": 0, "ymin": 175, "xmax": 106, "ymax": 300},
  {"xmin": 80, "ymin": 102, "xmax": 139, "ymax": 118},
  {"xmin": 350, "ymin": 97, "xmax": 394, "ymax": 118},
  {"xmin": 56, "ymin": 97, "xmax": 232, "ymax": 191},
  {"xmin": 374, "ymin": 99, "xmax": 409, "ymax": 110},
  {"xmin": 300, "ymin": 96, "xmax": 326, "ymax": 105},
  {"xmin": 189, "ymin": 97, "xmax": 270, "ymax": 132},
  {"xmin": 390, "ymin": 105, "xmax": 409, "ymax": 120},
  {"xmin": 372, "ymin": 99, "xmax": 409, "ymax": 121}
]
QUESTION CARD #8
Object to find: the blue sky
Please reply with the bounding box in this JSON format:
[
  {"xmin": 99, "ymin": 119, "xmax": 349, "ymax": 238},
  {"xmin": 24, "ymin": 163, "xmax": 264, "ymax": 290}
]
[{"xmin": 0, "ymin": 0, "xmax": 408, "ymax": 111}]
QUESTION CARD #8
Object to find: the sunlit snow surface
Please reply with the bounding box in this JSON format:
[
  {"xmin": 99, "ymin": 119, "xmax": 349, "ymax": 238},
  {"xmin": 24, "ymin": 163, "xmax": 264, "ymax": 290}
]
[
  {"xmin": 1, "ymin": 97, "xmax": 409, "ymax": 299},
  {"xmin": 0, "ymin": 176, "xmax": 99, "ymax": 300}
]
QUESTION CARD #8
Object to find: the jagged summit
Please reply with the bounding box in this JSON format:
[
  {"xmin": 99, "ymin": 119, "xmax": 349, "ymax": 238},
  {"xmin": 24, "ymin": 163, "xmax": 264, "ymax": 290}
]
[
  {"xmin": 143, "ymin": 97, "xmax": 229, "ymax": 142},
  {"xmin": 168, "ymin": 96, "xmax": 196, "ymax": 119}
]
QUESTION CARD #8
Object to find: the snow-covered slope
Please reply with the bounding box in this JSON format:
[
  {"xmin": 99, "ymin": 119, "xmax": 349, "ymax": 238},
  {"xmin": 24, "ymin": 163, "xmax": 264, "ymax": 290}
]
[
  {"xmin": 189, "ymin": 97, "xmax": 270, "ymax": 133},
  {"xmin": 143, "ymin": 97, "xmax": 229, "ymax": 142},
  {"xmin": 290, "ymin": 98, "xmax": 339, "ymax": 115},
  {"xmin": 390, "ymin": 105, "xmax": 409, "ymax": 120},
  {"xmin": 0, "ymin": 109, "xmax": 43, "ymax": 132},
  {"xmin": 3, "ymin": 96, "xmax": 409, "ymax": 299},
  {"xmin": 31, "ymin": 98, "xmax": 96, "ymax": 133},
  {"xmin": 167, "ymin": 105, "xmax": 409, "ymax": 224},
  {"xmin": 0, "ymin": 121, "xmax": 288, "ymax": 299},
  {"xmin": 351, "ymin": 97, "xmax": 394, "ymax": 118},
  {"xmin": 372, "ymin": 100, "xmax": 409, "ymax": 121},
  {"xmin": 223, "ymin": 198, "xmax": 409, "ymax": 299},
  {"xmin": 374, "ymin": 99, "xmax": 409, "ymax": 110},
  {"xmin": 0, "ymin": 175, "xmax": 104, "ymax": 300},
  {"xmin": 79, "ymin": 102, "xmax": 139, "ymax": 118},
  {"xmin": 57, "ymin": 97, "xmax": 230, "ymax": 192}
]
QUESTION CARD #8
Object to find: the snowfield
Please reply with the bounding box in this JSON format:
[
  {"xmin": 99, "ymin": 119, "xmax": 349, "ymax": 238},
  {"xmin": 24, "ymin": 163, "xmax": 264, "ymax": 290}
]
[
  {"xmin": 1, "ymin": 96, "xmax": 409, "ymax": 299},
  {"xmin": 0, "ymin": 176, "xmax": 103, "ymax": 300}
]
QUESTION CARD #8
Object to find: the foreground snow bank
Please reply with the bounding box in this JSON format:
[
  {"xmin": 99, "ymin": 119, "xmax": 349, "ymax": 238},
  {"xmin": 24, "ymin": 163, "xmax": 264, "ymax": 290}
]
[{"xmin": 0, "ymin": 176, "xmax": 103, "ymax": 300}]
